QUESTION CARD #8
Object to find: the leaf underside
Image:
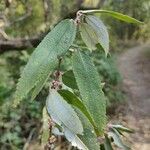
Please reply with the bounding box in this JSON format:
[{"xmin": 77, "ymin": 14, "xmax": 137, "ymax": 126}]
[
  {"xmin": 64, "ymin": 128, "xmax": 89, "ymax": 150},
  {"xmin": 79, "ymin": 22, "xmax": 98, "ymax": 50},
  {"xmin": 59, "ymin": 89, "xmax": 100, "ymax": 149},
  {"xmin": 46, "ymin": 89, "xmax": 98, "ymax": 150},
  {"xmin": 111, "ymin": 125, "xmax": 134, "ymax": 133},
  {"xmin": 76, "ymin": 108, "xmax": 100, "ymax": 150},
  {"xmin": 86, "ymin": 15, "xmax": 109, "ymax": 55},
  {"xmin": 62, "ymin": 106, "xmax": 100, "ymax": 150},
  {"xmin": 46, "ymin": 89, "xmax": 83, "ymax": 135},
  {"xmin": 58, "ymin": 89, "xmax": 97, "ymax": 134},
  {"xmin": 108, "ymin": 128, "xmax": 130, "ymax": 150}
]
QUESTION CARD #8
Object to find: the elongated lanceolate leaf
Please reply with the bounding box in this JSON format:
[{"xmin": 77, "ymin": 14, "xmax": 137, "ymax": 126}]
[
  {"xmin": 104, "ymin": 134, "xmax": 113, "ymax": 150},
  {"xmin": 41, "ymin": 107, "xmax": 49, "ymax": 146},
  {"xmin": 86, "ymin": 15, "xmax": 109, "ymax": 55},
  {"xmin": 46, "ymin": 89, "xmax": 83, "ymax": 134},
  {"xmin": 111, "ymin": 125, "xmax": 134, "ymax": 133},
  {"xmin": 49, "ymin": 88, "xmax": 100, "ymax": 149},
  {"xmin": 64, "ymin": 128, "xmax": 88, "ymax": 150},
  {"xmin": 14, "ymin": 19, "xmax": 76, "ymax": 106},
  {"xmin": 76, "ymin": 109, "xmax": 100, "ymax": 150},
  {"xmin": 80, "ymin": 10, "xmax": 143, "ymax": 24},
  {"xmin": 58, "ymin": 89, "xmax": 98, "ymax": 134},
  {"xmin": 72, "ymin": 50, "xmax": 106, "ymax": 135},
  {"xmin": 64, "ymin": 108, "xmax": 100, "ymax": 150},
  {"xmin": 58, "ymin": 89, "xmax": 100, "ymax": 149},
  {"xmin": 79, "ymin": 23, "xmax": 98, "ymax": 50},
  {"xmin": 108, "ymin": 129, "xmax": 130, "ymax": 150}
]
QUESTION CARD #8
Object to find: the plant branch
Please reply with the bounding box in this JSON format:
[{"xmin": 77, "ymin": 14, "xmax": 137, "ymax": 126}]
[
  {"xmin": 44, "ymin": 119, "xmax": 56, "ymax": 150},
  {"xmin": 23, "ymin": 128, "xmax": 36, "ymax": 150},
  {"xmin": 50, "ymin": 57, "xmax": 63, "ymax": 90},
  {"xmin": 0, "ymin": 34, "xmax": 45, "ymax": 53}
]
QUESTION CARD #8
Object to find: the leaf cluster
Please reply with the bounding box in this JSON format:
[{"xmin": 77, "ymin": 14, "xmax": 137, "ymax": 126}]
[{"xmin": 14, "ymin": 9, "xmax": 142, "ymax": 149}]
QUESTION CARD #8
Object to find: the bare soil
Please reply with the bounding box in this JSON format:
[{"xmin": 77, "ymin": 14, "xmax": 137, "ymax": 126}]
[{"xmin": 114, "ymin": 43, "xmax": 150, "ymax": 150}]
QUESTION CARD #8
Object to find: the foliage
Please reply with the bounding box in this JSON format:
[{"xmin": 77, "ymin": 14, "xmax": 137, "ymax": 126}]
[
  {"xmin": 0, "ymin": 51, "xmax": 43, "ymax": 149},
  {"xmin": 1, "ymin": 0, "xmax": 148, "ymax": 40},
  {"xmin": 0, "ymin": 1, "xmax": 145, "ymax": 149},
  {"xmin": 12, "ymin": 9, "xmax": 141, "ymax": 149},
  {"xmin": 72, "ymin": 50, "xmax": 106, "ymax": 135},
  {"xmin": 0, "ymin": 31, "xmax": 122, "ymax": 150},
  {"xmin": 1, "ymin": 0, "xmax": 92, "ymax": 37},
  {"xmin": 13, "ymin": 19, "xmax": 76, "ymax": 106},
  {"xmin": 92, "ymin": 51, "xmax": 123, "ymax": 106},
  {"xmin": 0, "ymin": 97, "xmax": 42, "ymax": 150},
  {"xmin": 103, "ymin": 0, "xmax": 150, "ymax": 40}
]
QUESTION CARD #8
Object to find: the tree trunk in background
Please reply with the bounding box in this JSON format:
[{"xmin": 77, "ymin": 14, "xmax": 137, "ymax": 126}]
[
  {"xmin": 0, "ymin": 0, "xmax": 105, "ymax": 53},
  {"xmin": 0, "ymin": 35, "xmax": 44, "ymax": 53}
]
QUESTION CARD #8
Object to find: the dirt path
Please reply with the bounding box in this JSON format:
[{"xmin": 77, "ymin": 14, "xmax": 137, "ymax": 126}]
[{"xmin": 116, "ymin": 43, "xmax": 150, "ymax": 150}]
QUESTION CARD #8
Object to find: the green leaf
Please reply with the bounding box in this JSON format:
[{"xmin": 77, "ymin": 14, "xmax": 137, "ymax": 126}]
[
  {"xmin": 46, "ymin": 89, "xmax": 83, "ymax": 134},
  {"xmin": 62, "ymin": 70, "xmax": 78, "ymax": 89},
  {"xmin": 64, "ymin": 128, "xmax": 88, "ymax": 150},
  {"xmin": 104, "ymin": 134, "xmax": 113, "ymax": 150},
  {"xmin": 76, "ymin": 108, "xmax": 100, "ymax": 150},
  {"xmin": 41, "ymin": 107, "xmax": 49, "ymax": 146},
  {"xmin": 100, "ymin": 144, "xmax": 105, "ymax": 150},
  {"xmin": 58, "ymin": 89, "xmax": 100, "ymax": 149},
  {"xmin": 108, "ymin": 129, "xmax": 130, "ymax": 150},
  {"xmin": 30, "ymin": 76, "xmax": 48, "ymax": 100},
  {"xmin": 80, "ymin": 10, "xmax": 143, "ymax": 24},
  {"xmin": 111, "ymin": 125, "xmax": 134, "ymax": 133},
  {"xmin": 72, "ymin": 50, "xmax": 106, "ymax": 135},
  {"xmin": 86, "ymin": 15, "xmax": 109, "ymax": 55},
  {"xmin": 58, "ymin": 89, "xmax": 98, "ymax": 134},
  {"xmin": 63, "ymin": 109, "xmax": 100, "ymax": 150},
  {"xmin": 79, "ymin": 23, "xmax": 99, "ymax": 50},
  {"xmin": 14, "ymin": 19, "xmax": 76, "ymax": 107}
]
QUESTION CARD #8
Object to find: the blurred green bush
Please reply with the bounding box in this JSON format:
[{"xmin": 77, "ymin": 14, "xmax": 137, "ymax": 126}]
[
  {"xmin": 0, "ymin": 51, "xmax": 42, "ymax": 149},
  {"xmin": 92, "ymin": 51, "xmax": 123, "ymax": 106}
]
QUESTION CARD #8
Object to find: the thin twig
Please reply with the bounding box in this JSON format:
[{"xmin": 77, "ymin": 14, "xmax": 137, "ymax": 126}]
[
  {"xmin": 23, "ymin": 128, "xmax": 36, "ymax": 150},
  {"xmin": 51, "ymin": 57, "xmax": 63, "ymax": 90},
  {"xmin": 44, "ymin": 119, "xmax": 56, "ymax": 150}
]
